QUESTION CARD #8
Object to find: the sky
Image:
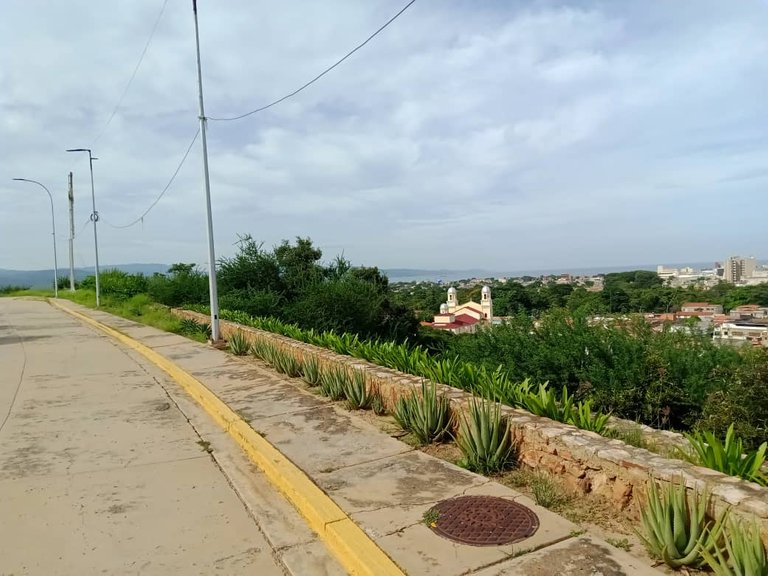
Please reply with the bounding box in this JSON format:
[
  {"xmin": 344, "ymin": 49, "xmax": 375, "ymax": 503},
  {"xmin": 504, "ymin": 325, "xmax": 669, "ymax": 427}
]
[{"xmin": 1, "ymin": 0, "xmax": 767, "ymax": 273}]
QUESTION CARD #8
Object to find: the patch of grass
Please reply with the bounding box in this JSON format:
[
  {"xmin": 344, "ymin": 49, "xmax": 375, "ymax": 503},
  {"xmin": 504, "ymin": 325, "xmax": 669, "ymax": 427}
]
[
  {"xmin": 422, "ymin": 508, "xmax": 439, "ymax": 527},
  {"xmin": 606, "ymin": 537, "xmax": 633, "ymax": 552},
  {"xmin": 604, "ymin": 425, "xmax": 651, "ymax": 451},
  {"xmin": 530, "ymin": 473, "xmax": 569, "ymax": 509}
]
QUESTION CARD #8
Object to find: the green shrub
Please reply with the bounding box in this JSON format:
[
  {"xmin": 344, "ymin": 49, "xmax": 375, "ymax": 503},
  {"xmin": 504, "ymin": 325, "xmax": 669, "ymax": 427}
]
[
  {"xmin": 319, "ymin": 366, "xmax": 347, "ymax": 400},
  {"xmin": 639, "ymin": 480, "xmax": 727, "ymax": 569},
  {"xmin": 520, "ymin": 383, "xmax": 574, "ymax": 423},
  {"xmin": 701, "ymin": 517, "xmax": 768, "ymax": 576},
  {"xmin": 302, "ymin": 356, "xmax": 322, "ymax": 386},
  {"xmin": 682, "ymin": 425, "xmax": 767, "ymax": 486},
  {"xmin": 393, "ymin": 382, "xmax": 452, "ymax": 445},
  {"xmin": 571, "ymin": 399, "xmax": 611, "ymax": 434},
  {"xmin": 343, "ymin": 370, "xmax": 372, "ymax": 410},
  {"xmin": 455, "ymin": 399, "xmax": 515, "ymax": 474},
  {"xmin": 227, "ymin": 331, "xmax": 250, "ymax": 356}
]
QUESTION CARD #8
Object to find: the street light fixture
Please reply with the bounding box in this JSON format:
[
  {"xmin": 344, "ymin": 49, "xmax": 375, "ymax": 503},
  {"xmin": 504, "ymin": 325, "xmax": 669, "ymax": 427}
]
[
  {"xmin": 66, "ymin": 148, "xmax": 101, "ymax": 306},
  {"xmin": 12, "ymin": 178, "xmax": 59, "ymax": 298}
]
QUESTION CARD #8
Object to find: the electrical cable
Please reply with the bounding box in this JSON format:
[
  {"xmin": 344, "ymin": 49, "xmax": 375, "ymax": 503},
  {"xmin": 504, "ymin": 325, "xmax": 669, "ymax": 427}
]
[
  {"xmin": 208, "ymin": 0, "xmax": 416, "ymax": 121},
  {"xmin": 102, "ymin": 128, "xmax": 200, "ymax": 229},
  {"xmin": 91, "ymin": 0, "xmax": 169, "ymax": 145}
]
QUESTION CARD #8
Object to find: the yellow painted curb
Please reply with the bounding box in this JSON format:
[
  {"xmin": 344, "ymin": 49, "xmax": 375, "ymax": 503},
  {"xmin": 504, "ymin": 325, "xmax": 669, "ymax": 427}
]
[{"xmin": 50, "ymin": 300, "xmax": 406, "ymax": 576}]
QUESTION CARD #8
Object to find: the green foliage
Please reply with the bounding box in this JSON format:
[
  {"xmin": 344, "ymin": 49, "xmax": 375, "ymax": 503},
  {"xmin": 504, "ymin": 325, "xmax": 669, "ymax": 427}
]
[
  {"xmin": 147, "ymin": 263, "xmax": 209, "ymax": 307},
  {"xmin": 301, "ymin": 356, "xmax": 322, "ymax": 386},
  {"xmin": 227, "ymin": 330, "xmax": 250, "ymax": 356},
  {"xmin": 570, "ymin": 399, "xmax": 611, "ymax": 434},
  {"xmin": 639, "ymin": 481, "xmax": 727, "ymax": 569},
  {"xmin": 0, "ymin": 284, "xmax": 32, "ymax": 294},
  {"xmin": 179, "ymin": 317, "xmax": 211, "ymax": 338},
  {"xmin": 701, "ymin": 518, "xmax": 768, "ymax": 576},
  {"xmin": 698, "ymin": 350, "xmax": 768, "ymax": 451},
  {"xmin": 455, "ymin": 399, "xmax": 516, "ymax": 474},
  {"xmin": 520, "ymin": 383, "xmax": 575, "ymax": 422},
  {"xmin": 394, "ymin": 382, "xmax": 452, "ymax": 445},
  {"xmin": 80, "ymin": 269, "xmax": 148, "ymax": 299},
  {"xmin": 319, "ymin": 366, "xmax": 347, "ymax": 400},
  {"xmin": 604, "ymin": 425, "xmax": 651, "ymax": 450},
  {"xmin": 342, "ymin": 370, "xmax": 373, "ymax": 410},
  {"xmin": 682, "ymin": 425, "xmax": 767, "ymax": 486}
]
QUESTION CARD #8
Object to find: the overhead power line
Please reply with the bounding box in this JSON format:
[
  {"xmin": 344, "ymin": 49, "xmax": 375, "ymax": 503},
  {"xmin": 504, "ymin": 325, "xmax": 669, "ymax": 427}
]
[
  {"xmin": 208, "ymin": 0, "xmax": 417, "ymax": 122},
  {"xmin": 103, "ymin": 129, "xmax": 200, "ymax": 229},
  {"xmin": 91, "ymin": 0, "xmax": 169, "ymax": 145}
]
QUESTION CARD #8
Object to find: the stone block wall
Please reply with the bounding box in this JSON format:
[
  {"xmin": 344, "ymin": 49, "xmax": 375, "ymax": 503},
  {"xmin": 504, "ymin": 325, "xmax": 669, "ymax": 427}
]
[{"xmin": 174, "ymin": 309, "xmax": 768, "ymax": 540}]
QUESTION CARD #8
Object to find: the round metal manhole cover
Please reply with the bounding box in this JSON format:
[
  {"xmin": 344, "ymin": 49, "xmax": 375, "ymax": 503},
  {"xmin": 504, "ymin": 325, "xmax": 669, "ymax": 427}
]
[{"xmin": 426, "ymin": 495, "xmax": 539, "ymax": 546}]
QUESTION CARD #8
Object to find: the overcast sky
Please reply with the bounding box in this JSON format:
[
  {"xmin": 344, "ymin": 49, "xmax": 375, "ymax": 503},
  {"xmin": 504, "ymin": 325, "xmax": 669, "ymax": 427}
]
[{"xmin": 1, "ymin": 1, "xmax": 766, "ymax": 273}]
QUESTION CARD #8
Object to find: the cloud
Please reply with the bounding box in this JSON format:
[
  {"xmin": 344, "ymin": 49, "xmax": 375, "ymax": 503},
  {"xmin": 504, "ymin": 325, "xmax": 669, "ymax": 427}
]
[{"xmin": 1, "ymin": 0, "xmax": 767, "ymax": 272}]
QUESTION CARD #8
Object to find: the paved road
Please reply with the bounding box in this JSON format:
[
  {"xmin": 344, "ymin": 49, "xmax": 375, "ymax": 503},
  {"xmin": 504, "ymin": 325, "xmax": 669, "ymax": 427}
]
[{"xmin": 0, "ymin": 298, "xmax": 330, "ymax": 576}]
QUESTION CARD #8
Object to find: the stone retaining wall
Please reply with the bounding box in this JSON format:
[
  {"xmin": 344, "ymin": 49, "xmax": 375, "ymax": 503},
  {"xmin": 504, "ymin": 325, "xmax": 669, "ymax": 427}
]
[{"xmin": 174, "ymin": 309, "xmax": 768, "ymax": 540}]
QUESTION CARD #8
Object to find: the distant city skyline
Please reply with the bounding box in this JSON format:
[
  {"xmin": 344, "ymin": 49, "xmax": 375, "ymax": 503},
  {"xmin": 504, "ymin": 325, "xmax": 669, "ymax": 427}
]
[{"xmin": 2, "ymin": 1, "xmax": 767, "ymax": 270}]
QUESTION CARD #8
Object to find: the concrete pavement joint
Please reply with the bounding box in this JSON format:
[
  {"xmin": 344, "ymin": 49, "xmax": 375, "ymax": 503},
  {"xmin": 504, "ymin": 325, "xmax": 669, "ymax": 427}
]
[{"xmin": 50, "ymin": 299, "xmax": 406, "ymax": 576}]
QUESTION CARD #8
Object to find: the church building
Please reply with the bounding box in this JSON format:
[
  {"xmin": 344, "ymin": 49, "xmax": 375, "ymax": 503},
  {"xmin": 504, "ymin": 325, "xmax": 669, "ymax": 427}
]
[{"xmin": 421, "ymin": 286, "xmax": 493, "ymax": 333}]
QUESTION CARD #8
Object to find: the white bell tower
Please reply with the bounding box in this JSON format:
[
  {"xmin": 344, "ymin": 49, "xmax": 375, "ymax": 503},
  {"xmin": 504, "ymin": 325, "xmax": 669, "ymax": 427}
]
[
  {"xmin": 481, "ymin": 285, "xmax": 493, "ymax": 321},
  {"xmin": 447, "ymin": 286, "xmax": 457, "ymax": 313}
]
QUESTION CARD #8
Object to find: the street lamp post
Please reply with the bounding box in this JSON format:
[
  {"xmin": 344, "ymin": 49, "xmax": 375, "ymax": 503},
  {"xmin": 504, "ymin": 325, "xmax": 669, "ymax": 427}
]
[
  {"xmin": 192, "ymin": 0, "xmax": 221, "ymax": 342},
  {"xmin": 66, "ymin": 148, "xmax": 101, "ymax": 306},
  {"xmin": 12, "ymin": 178, "xmax": 59, "ymax": 298}
]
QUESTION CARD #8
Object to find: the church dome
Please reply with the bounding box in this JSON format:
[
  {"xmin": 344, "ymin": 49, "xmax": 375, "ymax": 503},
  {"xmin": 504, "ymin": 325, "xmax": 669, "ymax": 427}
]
[
  {"xmin": 447, "ymin": 286, "xmax": 457, "ymax": 294},
  {"xmin": 439, "ymin": 303, "xmax": 448, "ymax": 314},
  {"xmin": 481, "ymin": 285, "xmax": 491, "ymax": 296}
]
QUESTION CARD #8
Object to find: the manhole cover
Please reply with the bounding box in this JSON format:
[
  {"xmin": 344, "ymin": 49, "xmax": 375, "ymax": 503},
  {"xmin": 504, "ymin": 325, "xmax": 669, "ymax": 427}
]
[{"xmin": 426, "ymin": 495, "xmax": 539, "ymax": 546}]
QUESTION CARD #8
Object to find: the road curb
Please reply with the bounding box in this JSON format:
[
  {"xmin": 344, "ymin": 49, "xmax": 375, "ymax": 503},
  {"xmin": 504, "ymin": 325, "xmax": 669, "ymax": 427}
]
[{"xmin": 49, "ymin": 300, "xmax": 406, "ymax": 576}]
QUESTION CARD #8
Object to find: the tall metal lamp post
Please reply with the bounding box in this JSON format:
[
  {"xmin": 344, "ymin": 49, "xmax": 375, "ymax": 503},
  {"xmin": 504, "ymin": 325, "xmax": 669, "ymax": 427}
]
[
  {"xmin": 66, "ymin": 148, "xmax": 101, "ymax": 306},
  {"xmin": 12, "ymin": 178, "xmax": 59, "ymax": 297},
  {"xmin": 192, "ymin": 0, "xmax": 221, "ymax": 341}
]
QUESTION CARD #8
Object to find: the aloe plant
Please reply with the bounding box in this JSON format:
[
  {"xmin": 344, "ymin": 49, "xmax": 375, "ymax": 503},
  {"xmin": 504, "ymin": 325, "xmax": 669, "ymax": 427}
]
[
  {"xmin": 227, "ymin": 330, "xmax": 250, "ymax": 356},
  {"xmin": 639, "ymin": 480, "xmax": 728, "ymax": 569},
  {"xmin": 701, "ymin": 517, "xmax": 768, "ymax": 576},
  {"xmin": 683, "ymin": 425, "xmax": 767, "ymax": 486},
  {"xmin": 302, "ymin": 355, "xmax": 322, "ymax": 386},
  {"xmin": 455, "ymin": 399, "xmax": 515, "ymax": 474},
  {"xmin": 343, "ymin": 370, "xmax": 373, "ymax": 410},
  {"xmin": 319, "ymin": 366, "xmax": 347, "ymax": 401},
  {"xmin": 394, "ymin": 382, "xmax": 452, "ymax": 445}
]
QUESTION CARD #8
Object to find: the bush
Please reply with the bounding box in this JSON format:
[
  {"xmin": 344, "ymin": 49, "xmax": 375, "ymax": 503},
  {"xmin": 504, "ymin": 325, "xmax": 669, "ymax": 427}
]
[
  {"xmin": 455, "ymin": 399, "xmax": 515, "ymax": 474},
  {"xmin": 682, "ymin": 425, "xmax": 767, "ymax": 486},
  {"xmin": 147, "ymin": 264, "xmax": 209, "ymax": 307},
  {"xmin": 393, "ymin": 382, "xmax": 452, "ymax": 445}
]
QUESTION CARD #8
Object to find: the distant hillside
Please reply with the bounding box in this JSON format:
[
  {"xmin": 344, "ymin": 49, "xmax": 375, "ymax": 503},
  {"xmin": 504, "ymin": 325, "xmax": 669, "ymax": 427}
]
[{"xmin": 0, "ymin": 263, "xmax": 171, "ymax": 288}]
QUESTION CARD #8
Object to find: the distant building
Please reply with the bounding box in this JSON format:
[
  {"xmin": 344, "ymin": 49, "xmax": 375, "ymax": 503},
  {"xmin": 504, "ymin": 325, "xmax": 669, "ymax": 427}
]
[
  {"xmin": 679, "ymin": 302, "xmax": 723, "ymax": 317},
  {"xmin": 422, "ymin": 286, "xmax": 493, "ymax": 334},
  {"xmin": 724, "ymin": 256, "xmax": 757, "ymax": 284},
  {"xmin": 714, "ymin": 320, "xmax": 768, "ymax": 348},
  {"xmin": 657, "ymin": 265, "xmax": 678, "ymax": 281},
  {"xmin": 729, "ymin": 304, "xmax": 768, "ymax": 320}
]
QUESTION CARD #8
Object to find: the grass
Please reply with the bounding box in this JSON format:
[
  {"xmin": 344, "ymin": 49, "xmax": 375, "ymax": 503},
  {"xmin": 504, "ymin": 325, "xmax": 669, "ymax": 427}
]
[
  {"xmin": 422, "ymin": 508, "xmax": 439, "ymax": 527},
  {"xmin": 530, "ymin": 473, "xmax": 570, "ymax": 509},
  {"xmin": 606, "ymin": 537, "xmax": 633, "ymax": 552}
]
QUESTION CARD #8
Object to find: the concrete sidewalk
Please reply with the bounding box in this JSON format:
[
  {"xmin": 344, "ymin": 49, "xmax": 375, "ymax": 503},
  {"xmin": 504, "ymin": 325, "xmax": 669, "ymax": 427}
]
[
  {"xmin": 49, "ymin": 299, "xmax": 663, "ymax": 576},
  {"xmin": 0, "ymin": 298, "xmax": 342, "ymax": 575}
]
